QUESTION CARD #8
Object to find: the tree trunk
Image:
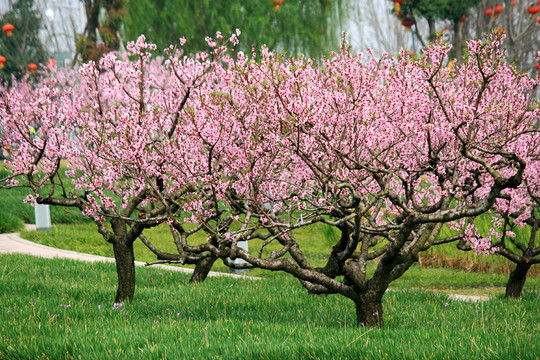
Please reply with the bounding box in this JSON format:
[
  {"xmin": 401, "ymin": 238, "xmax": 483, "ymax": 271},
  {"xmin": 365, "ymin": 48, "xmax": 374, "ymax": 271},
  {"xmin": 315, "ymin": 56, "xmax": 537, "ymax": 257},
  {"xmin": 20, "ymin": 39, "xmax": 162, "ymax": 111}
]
[
  {"xmin": 454, "ymin": 19, "xmax": 464, "ymax": 61},
  {"xmin": 112, "ymin": 239, "xmax": 136, "ymax": 303},
  {"xmin": 190, "ymin": 256, "xmax": 218, "ymax": 283},
  {"xmin": 505, "ymin": 261, "xmax": 532, "ymax": 299},
  {"xmin": 355, "ymin": 293, "xmax": 384, "ymax": 328}
]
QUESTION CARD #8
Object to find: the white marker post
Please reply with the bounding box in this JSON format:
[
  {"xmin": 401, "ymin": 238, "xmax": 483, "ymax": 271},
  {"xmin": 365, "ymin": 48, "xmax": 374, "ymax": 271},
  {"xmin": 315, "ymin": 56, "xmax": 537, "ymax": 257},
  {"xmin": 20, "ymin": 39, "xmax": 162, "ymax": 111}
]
[
  {"xmin": 229, "ymin": 240, "xmax": 249, "ymax": 274},
  {"xmin": 34, "ymin": 204, "xmax": 51, "ymax": 231}
]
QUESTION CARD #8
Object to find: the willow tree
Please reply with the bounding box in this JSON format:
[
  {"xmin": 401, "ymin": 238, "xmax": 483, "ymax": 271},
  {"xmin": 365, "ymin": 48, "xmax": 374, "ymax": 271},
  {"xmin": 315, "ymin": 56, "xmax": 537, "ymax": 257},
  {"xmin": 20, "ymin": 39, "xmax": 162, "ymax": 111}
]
[{"xmin": 123, "ymin": 0, "xmax": 345, "ymax": 58}]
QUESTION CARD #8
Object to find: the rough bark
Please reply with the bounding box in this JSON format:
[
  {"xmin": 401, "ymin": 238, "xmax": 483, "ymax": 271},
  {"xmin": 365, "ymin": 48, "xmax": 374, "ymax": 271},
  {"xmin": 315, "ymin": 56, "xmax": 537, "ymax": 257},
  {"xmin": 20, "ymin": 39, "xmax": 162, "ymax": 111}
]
[
  {"xmin": 355, "ymin": 293, "xmax": 384, "ymax": 328},
  {"xmin": 112, "ymin": 239, "xmax": 136, "ymax": 303},
  {"xmin": 505, "ymin": 261, "xmax": 532, "ymax": 299},
  {"xmin": 190, "ymin": 256, "xmax": 218, "ymax": 283},
  {"xmin": 454, "ymin": 19, "xmax": 464, "ymax": 61}
]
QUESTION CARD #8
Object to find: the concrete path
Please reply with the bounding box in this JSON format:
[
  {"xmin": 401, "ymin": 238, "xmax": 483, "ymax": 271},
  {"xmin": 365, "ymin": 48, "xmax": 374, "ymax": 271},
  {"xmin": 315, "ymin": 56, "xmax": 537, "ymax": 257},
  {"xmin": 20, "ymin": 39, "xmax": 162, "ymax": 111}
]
[
  {"xmin": 447, "ymin": 293, "xmax": 490, "ymax": 302},
  {"xmin": 0, "ymin": 228, "xmax": 492, "ymax": 301},
  {"xmin": 0, "ymin": 227, "xmax": 258, "ymax": 280}
]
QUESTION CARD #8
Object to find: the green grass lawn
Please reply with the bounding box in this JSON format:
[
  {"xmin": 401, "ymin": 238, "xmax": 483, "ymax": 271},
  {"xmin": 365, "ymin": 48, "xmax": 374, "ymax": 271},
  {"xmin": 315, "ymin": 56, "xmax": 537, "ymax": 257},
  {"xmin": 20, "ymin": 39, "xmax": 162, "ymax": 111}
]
[
  {"xmin": 0, "ymin": 177, "xmax": 90, "ymax": 231},
  {"xmin": 0, "ymin": 254, "xmax": 538, "ymax": 360}
]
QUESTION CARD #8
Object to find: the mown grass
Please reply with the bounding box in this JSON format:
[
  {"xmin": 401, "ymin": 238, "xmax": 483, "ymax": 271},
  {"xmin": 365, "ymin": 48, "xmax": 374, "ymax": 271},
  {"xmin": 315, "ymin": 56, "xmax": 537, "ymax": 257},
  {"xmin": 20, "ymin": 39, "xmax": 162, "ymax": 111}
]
[
  {"xmin": 0, "ymin": 210, "xmax": 23, "ymax": 233},
  {"xmin": 0, "ymin": 179, "xmax": 89, "ymax": 226},
  {"xmin": 0, "ymin": 254, "xmax": 538, "ymax": 360}
]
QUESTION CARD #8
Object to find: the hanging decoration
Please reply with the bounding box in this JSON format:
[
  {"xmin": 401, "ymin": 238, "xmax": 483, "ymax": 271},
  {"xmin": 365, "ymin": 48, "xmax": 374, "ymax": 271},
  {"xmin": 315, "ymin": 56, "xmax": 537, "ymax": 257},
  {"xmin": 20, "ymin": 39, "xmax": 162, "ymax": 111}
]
[
  {"xmin": 271, "ymin": 0, "xmax": 284, "ymax": 11},
  {"xmin": 401, "ymin": 18, "xmax": 415, "ymax": 30},
  {"xmin": 27, "ymin": 63, "xmax": 37, "ymax": 74},
  {"xmin": 527, "ymin": 5, "xmax": 540, "ymax": 16},
  {"xmin": 2, "ymin": 23, "xmax": 14, "ymax": 36},
  {"xmin": 392, "ymin": 0, "xmax": 404, "ymax": 12}
]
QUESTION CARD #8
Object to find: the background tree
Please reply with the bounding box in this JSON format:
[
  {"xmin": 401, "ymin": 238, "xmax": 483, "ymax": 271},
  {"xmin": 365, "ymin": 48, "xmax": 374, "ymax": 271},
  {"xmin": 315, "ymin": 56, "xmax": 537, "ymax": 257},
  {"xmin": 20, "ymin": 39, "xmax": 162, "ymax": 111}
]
[
  {"xmin": 387, "ymin": 0, "xmax": 540, "ymax": 69},
  {"xmin": 75, "ymin": 0, "xmax": 127, "ymax": 63},
  {"xmin": 0, "ymin": 0, "xmax": 49, "ymax": 84},
  {"xmin": 123, "ymin": 0, "xmax": 345, "ymax": 59},
  {"xmin": 465, "ymin": 0, "xmax": 540, "ymax": 72},
  {"xmin": 353, "ymin": 0, "xmax": 411, "ymax": 57},
  {"xmin": 389, "ymin": 0, "xmax": 482, "ymax": 60}
]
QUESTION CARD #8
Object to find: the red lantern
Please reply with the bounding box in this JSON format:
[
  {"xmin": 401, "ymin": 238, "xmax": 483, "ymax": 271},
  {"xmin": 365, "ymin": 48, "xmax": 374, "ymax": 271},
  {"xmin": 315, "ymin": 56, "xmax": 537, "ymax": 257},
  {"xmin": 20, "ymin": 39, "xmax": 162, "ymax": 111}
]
[
  {"xmin": 0, "ymin": 56, "xmax": 6, "ymax": 69},
  {"xmin": 392, "ymin": 0, "xmax": 404, "ymax": 12},
  {"xmin": 527, "ymin": 5, "xmax": 540, "ymax": 16},
  {"xmin": 511, "ymin": 0, "xmax": 517, "ymax": 6},
  {"xmin": 401, "ymin": 18, "xmax": 415, "ymax": 30},
  {"xmin": 494, "ymin": 5, "xmax": 504, "ymax": 16},
  {"xmin": 2, "ymin": 23, "xmax": 14, "ymax": 37},
  {"xmin": 271, "ymin": 0, "xmax": 284, "ymax": 11},
  {"xmin": 485, "ymin": 8, "xmax": 493, "ymax": 16},
  {"xmin": 536, "ymin": 63, "xmax": 540, "ymax": 70},
  {"xmin": 461, "ymin": 14, "xmax": 466, "ymax": 21},
  {"xmin": 27, "ymin": 63, "xmax": 37, "ymax": 74}
]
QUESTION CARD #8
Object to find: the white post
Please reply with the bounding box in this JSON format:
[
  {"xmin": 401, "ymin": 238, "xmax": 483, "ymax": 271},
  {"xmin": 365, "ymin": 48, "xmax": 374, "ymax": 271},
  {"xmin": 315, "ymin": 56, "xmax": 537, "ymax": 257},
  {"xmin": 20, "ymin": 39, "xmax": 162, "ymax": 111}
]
[
  {"xmin": 229, "ymin": 240, "xmax": 249, "ymax": 273},
  {"xmin": 35, "ymin": 204, "xmax": 51, "ymax": 231}
]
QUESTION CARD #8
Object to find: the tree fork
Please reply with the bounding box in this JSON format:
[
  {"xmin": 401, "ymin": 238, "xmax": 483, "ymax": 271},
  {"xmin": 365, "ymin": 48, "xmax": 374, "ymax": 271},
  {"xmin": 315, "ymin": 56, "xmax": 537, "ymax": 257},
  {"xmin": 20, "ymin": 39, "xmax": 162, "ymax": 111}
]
[{"xmin": 190, "ymin": 256, "xmax": 218, "ymax": 283}]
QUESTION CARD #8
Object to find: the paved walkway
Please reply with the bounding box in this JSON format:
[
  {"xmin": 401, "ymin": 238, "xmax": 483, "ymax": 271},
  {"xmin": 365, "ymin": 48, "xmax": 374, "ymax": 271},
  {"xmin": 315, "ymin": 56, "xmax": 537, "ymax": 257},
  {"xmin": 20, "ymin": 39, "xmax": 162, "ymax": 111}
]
[
  {"xmin": 0, "ymin": 228, "xmax": 492, "ymax": 300},
  {"xmin": 0, "ymin": 227, "xmax": 257, "ymax": 280},
  {"xmin": 447, "ymin": 293, "xmax": 490, "ymax": 302}
]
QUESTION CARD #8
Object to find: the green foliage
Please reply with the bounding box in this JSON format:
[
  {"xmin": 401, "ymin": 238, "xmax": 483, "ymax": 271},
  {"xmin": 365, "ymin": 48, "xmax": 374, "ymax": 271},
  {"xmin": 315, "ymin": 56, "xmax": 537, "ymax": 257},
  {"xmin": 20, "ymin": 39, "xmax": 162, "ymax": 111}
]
[
  {"xmin": 123, "ymin": 0, "xmax": 345, "ymax": 59},
  {"xmin": 0, "ymin": 0, "xmax": 49, "ymax": 84},
  {"xmin": 76, "ymin": 0, "xmax": 127, "ymax": 62},
  {"xmin": 400, "ymin": 0, "xmax": 481, "ymax": 21},
  {"xmin": 0, "ymin": 254, "xmax": 538, "ymax": 359}
]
